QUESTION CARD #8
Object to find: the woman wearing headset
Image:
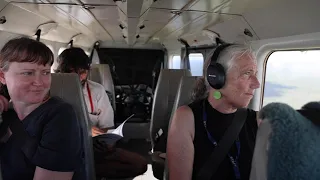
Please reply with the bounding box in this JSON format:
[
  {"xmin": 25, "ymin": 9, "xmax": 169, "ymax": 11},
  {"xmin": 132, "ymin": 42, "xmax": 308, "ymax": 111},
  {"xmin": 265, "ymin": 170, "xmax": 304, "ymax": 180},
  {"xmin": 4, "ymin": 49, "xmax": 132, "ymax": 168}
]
[{"xmin": 167, "ymin": 44, "xmax": 261, "ymax": 180}]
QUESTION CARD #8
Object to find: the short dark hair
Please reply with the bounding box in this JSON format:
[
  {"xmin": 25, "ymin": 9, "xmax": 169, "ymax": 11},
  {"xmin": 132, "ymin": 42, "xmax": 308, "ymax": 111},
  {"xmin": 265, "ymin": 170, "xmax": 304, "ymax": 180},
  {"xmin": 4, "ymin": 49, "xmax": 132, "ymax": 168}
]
[
  {"xmin": 0, "ymin": 37, "xmax": 54, "ymax": 71},
  {"xmin": 55, "ymin": 47, "xmax": 90, "ymax": 73},
  {"xmin": 301, "ymin": 101, "xmax": 320, "ymax": 110}
]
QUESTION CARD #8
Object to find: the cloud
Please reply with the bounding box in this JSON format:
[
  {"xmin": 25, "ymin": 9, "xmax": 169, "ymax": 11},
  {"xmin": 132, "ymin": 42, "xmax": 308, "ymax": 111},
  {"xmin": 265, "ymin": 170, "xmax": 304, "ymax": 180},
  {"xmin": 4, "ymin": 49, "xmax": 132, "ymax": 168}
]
[{"xmin": 264, "ymin": 81, "xmax": 296, "ymax": 98}]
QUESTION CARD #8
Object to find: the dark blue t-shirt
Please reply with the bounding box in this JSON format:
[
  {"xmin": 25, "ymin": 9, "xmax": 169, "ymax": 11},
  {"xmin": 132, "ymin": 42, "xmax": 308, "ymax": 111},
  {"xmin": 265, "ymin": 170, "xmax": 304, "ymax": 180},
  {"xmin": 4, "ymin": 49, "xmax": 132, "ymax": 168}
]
[{"xmin": 0, "ymin": 97, "xmax": 83, "ymax": 180}]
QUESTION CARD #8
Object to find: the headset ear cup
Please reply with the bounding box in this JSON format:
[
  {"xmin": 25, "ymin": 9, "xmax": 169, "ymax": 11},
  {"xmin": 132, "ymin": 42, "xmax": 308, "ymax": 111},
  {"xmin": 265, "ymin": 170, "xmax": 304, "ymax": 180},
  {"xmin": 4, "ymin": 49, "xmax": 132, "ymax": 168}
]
[{"xmin": 206, "ymin": 63, "xmax": 226, "ymax": 89}]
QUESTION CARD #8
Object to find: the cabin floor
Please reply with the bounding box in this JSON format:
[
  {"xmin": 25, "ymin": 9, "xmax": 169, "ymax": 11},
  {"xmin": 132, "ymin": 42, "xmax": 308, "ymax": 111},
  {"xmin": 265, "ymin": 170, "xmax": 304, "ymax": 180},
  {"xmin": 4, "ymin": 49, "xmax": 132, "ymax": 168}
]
[{"xmin": 116, "ymin": 138, "xmax": 157, "ymax": 180}]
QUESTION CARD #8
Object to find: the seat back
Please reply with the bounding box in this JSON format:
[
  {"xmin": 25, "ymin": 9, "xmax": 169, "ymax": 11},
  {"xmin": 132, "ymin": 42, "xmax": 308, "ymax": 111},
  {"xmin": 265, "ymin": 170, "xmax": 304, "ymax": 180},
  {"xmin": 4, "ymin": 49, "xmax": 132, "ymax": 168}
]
[
  {"xmin": 250, "ymin": 102, "xmax": 320, "ymax": 180},
  {"xmin": 150, "ymin": 69, "xmax": 191, "ymax": 148},
  {"xmin": 89, "ymin": 67, "xmax": 102, "ymax": 84},
  {"xmin": 163, "ymin": 76, "xmax": 199, "ymax": 180},
  {"xmin": 89, "ymin": 64, "xmax": 116, "ymax": 111},
  {"xmin": 50, "ymin": 73, "xmax": 95, "ymax": 180}
]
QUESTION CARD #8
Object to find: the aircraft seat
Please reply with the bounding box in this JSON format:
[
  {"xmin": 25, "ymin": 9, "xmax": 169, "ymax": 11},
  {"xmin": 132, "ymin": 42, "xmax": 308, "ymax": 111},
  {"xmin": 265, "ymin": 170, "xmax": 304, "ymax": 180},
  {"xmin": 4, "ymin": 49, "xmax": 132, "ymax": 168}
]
[
  {"xmin": 161, "ymin": 76, "xmax": 199, "ymax": 180},
  {"xmin": 250, "ymin": 102, "xmax": 320, "ymax": 180},
  {"xmin": 51, "ymin": 73, "xmax": 95, "ymax": 180},
  {"xmin": 150, "ymin": 71, "xmax": 196, "ymax": 180},
  {"xmin": 150, "ymin": 69, "xmax": 191, "ymax": 148}
]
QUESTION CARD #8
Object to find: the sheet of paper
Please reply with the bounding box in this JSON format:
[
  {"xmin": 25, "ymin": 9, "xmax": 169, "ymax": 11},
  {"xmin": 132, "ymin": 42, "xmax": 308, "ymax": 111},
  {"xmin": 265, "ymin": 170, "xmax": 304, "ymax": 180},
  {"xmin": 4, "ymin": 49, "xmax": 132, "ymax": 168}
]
[{"xmin": 106, "ymin": 114, "xmax": 135, "ymax": 137}]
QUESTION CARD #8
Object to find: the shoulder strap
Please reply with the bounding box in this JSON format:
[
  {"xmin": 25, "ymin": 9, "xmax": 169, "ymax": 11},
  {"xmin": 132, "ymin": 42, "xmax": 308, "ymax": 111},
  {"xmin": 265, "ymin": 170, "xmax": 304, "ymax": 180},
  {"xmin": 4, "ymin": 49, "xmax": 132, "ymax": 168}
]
[
  {"xmin": 197, "ymin": 108, "xmax": 248, "ymax": 180},
  {"xmin": 2, "ymin": 109, "xmax": 38, "ymax": 159}
]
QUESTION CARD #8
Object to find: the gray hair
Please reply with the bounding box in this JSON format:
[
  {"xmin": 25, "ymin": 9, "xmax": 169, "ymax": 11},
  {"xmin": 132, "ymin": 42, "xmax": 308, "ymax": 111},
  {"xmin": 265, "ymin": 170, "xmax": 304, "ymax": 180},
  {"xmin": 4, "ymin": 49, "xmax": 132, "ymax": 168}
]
[{"xmin": 192, "ymin": 44, "xmax": 255, "ymax": 101}]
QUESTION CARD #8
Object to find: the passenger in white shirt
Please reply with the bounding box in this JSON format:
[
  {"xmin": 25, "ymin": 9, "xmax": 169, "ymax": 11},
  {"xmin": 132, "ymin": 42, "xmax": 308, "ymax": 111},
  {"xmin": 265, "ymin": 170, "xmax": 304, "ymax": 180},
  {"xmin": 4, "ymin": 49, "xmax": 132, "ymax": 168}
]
[
  {"xmin": 55, "ymin": 47, "xmax": 148, "ymax": 178},
  {"xmin": 83, "ymin": 79, "xmax": 114, "ymax": 131},
  {"xmin": 55, "ymin": 47, "xmax": 114, "ymax": 135}
]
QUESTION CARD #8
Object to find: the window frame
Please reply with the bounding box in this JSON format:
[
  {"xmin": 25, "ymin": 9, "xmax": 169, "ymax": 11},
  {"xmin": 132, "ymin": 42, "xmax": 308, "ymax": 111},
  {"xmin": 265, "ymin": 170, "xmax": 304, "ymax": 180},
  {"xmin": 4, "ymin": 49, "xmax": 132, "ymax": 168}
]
[{"xmin": 260, "ymin": 48, "xmax": 320, "ymax": 109}]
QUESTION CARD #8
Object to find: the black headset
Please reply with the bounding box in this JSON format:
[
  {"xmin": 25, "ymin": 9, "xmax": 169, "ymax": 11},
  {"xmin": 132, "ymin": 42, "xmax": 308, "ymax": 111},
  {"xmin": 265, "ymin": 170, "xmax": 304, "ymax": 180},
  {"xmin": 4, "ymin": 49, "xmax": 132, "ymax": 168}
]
[{"xmin": 206, "ymin": 43, "xmax": 233, "ymax": 89}]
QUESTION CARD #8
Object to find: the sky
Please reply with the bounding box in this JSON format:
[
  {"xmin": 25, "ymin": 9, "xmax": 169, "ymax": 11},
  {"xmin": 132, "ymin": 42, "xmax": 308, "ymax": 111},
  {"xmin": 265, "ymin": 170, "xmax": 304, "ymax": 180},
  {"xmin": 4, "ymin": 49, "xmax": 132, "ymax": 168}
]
[
  {"xmin": 172, "ymin": 50, "xmax": 320, "ymax": 109},
  {"xmin": 263, "ymin": 50, "xmax": 320, "ymax": 109}
]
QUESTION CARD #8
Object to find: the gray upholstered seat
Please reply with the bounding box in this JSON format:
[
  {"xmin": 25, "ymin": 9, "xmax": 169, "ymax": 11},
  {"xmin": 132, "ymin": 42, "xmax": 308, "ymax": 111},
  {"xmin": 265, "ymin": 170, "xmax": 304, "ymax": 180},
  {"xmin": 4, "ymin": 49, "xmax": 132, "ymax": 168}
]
[
  {"xmin": 149, "ymin": 69, "xmax": 192, "ymax": 179},
  {"xmin": 150, "ymin": 69, "xmax": 192, "ymax": 148},
  {"xmin": 163, "ymin": 76, "xmax": 199, "ymax": 180},
  {"xmin": 51, "ymin": 73, "xmax": 95, "ymax": 180},
  {"xmin": 89, "ymin": 64, "xmax": 116, "ymax": 111}
]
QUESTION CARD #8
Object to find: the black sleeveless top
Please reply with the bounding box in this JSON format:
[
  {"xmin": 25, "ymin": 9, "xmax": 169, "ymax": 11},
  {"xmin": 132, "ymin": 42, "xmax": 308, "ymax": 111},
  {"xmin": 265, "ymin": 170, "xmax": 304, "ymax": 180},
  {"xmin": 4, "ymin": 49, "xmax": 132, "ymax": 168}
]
[{"xmin": 189, "ymin": 99, "xmax": 258, "ymax": 180}]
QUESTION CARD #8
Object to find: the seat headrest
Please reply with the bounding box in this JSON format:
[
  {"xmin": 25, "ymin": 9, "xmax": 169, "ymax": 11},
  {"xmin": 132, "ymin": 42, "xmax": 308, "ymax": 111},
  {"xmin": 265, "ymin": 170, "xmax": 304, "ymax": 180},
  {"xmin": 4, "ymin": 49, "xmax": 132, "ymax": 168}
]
[
  {"xmin": 89, "ymin": 67, "xmax": 102, "ymax": 85},
  {"xmin": 90, "ymin": 64, "xmax": 114, "ymax": 91},
  {"xmin": 169, "ymin": 76, "xmax": 198, "ymax": 126},
  {"xmin": 89, "ymin": 64, "xmax": 115, "ymax": 110}
]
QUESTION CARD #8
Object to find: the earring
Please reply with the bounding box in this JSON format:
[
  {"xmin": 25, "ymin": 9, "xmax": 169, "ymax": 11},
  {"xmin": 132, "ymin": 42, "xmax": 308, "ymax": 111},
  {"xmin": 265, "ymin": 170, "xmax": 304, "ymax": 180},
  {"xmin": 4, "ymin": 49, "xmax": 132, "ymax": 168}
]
[{"xmin": 213, "ymin": 91, "xmax": 222, "ymax": 100}]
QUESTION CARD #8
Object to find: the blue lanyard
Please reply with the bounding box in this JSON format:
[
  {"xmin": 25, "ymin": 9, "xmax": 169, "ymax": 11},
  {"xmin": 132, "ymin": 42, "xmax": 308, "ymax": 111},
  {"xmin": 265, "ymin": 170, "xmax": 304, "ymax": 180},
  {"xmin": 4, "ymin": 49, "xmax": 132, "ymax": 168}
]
[{"xmin": 202, "ymin": 103, "xmax": 241, "ymax": 180}]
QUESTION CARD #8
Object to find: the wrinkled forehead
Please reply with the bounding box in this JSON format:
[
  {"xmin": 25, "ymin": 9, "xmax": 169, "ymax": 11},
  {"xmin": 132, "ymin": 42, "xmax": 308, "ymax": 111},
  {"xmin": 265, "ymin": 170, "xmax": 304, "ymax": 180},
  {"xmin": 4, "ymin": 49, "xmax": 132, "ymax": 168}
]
[{"xmin": 233, "ymin": 52, "xmax": 257, "ymax": 71}]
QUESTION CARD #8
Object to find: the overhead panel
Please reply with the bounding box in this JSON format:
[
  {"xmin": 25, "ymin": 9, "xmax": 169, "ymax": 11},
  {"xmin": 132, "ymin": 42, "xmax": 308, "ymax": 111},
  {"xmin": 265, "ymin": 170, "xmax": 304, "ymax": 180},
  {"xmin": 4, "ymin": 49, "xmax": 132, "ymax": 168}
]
[
  {"xmin": 152, "ymin": 11, "xmax": 206, "ymax": 40},
  {"xmin": 140, "ymin": 0, "xmax": 153, "ymax": 18},
  {"xmin": 162, "ymin": 0, "xmax": 234, "ymax": 39},
  {"xmin": 207, "ymin": 15, "xmax": 258, "ymax": 43},
  {"xmin": 180, "ymin": 33, "xmax": 215, "ymax": 46},
  {"xmin": 140, "ymin": 8, "xmax": 174, "ymax": 43},
  {"xmin": 243, "ymin": 0, "xmax": 320, "ymax": 39},
  {"xmin": 45, "ymin": 0, "xmax": 79, "ymax": 3},
  {"xmin": 91, "ymin": 6, "xmax": 124, "ymax": 42},
  {"xmin": 115, "ymin": 1, "xmax": 127, "ymax": 18},
  {"xmin": 126, "ymin": 0, "xmax": 143, "ymax": 45},
  {"xmin": 167, "ymin": 11, "xmax": 236, "ymax": 39},
  {"xmin": 80, "ymin": 0, "xmax": 115, "ymax": 5},
  {"xmin": 72, "ymin": 33, "xmax": 96, "ymax": 47},
  {"xmin": 127, "ymin": 17, "xmax": 139, "ymax": 44},
  {"xmin": 41, "ymin": 25, "xmax": 80, "ymax": 43},
  {"xmin": 11, "ymin": 3, "xmax": 97, "ymax": 42},
  {"xmin": 135, "ymin": 32, "xmax": 149, "ymax": 44},
  {"xmin": 188, "ymin": 0, "xmax": 277, "ymax": 15},
  {"xmin": 113, "ymin": 0, "xmax": 156, "ymax": 45},
  {"xmin": 151, "ymin": 0, "xmax": 191, "ymax": 9},
  {"xmin": 53, "ymin": 4, "xmax": 112, "ymax": 41},
  {"xmin": 0, "ymin": 3, "xmax": 50, "ymax": 36},
  {"xmin": 0, "ymin": 0, "xmax": 6, "ymax": 10},
  {"xmin": 4, "ymin": 0, "xmax": 42, "ymax": 2},
  {"xmin": 147, "ymin": 8, "xmax": 175, "ymax": 22},
  {"xmin": 189, "ymin": 0, "xmax": 234, "ymax": 12},
  {"xmin": 90, "ymin": 6, "xmax": 118, "ymax": 20}
]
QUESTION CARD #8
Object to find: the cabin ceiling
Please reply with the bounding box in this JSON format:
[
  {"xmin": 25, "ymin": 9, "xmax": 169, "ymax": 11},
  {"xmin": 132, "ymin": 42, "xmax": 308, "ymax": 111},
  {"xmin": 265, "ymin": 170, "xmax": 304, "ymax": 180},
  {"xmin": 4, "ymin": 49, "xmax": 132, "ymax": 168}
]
[{"xmin": 0, "ymin": 0, "xmax": 318, "ymax": 49}]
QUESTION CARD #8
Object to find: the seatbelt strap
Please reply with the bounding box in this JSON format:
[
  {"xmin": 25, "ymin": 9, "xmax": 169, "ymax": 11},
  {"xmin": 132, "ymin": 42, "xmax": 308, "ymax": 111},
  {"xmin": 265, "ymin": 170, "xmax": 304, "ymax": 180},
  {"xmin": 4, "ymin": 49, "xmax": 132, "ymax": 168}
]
[
  {"xmin": 197, "ymin": 108, "xmax": 247, "ymax": 180},
  {"xmin": 86, "ymin": 82, "xmax": 94, "ymax": 113},
  {"xmin": 2, "ymin": 109, "xmax": 38, "ymax": 159}
]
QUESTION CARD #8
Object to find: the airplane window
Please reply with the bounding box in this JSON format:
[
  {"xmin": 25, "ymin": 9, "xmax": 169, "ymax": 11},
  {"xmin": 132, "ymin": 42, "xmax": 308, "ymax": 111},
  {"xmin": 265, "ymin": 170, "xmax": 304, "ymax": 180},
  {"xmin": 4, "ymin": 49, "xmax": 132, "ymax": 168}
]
[
  {"xmin": 170, "ymin": 55, "xmax": 181, "ymax": 69},
  {"xmin": 262, "ymin": 50, "xmax": 320, "ymax": 109},
  {"xmin": 189, "ymin": 53, "xmax": 204, "ymax": 76},
  {"xmin": 58, "ymin": 47, "xmax": 67, "ymax": 55}
]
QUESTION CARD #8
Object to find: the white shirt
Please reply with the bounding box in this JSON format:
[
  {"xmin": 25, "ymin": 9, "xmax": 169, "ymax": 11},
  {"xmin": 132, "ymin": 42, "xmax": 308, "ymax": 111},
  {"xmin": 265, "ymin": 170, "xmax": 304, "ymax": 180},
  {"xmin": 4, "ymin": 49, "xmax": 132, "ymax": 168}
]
[{"xmin": 82, "ymin": 80, "xmax": 114, "ymax": 129}]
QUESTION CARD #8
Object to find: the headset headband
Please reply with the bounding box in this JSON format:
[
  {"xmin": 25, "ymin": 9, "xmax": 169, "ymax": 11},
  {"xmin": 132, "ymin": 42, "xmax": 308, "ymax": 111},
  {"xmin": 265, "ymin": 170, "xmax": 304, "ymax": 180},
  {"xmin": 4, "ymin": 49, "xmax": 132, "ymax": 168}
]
[{"xmin": 210, "ymin": 43, "xmax": 233, "ymax": 65}]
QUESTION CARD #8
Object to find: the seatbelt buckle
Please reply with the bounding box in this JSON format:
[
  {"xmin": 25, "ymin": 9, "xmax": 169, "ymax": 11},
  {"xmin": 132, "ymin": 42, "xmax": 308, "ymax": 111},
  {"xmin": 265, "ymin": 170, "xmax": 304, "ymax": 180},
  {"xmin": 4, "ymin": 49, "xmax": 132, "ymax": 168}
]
[{"xmin": 154, "ymin": 128, "xmax": 163, "ymax": 143}]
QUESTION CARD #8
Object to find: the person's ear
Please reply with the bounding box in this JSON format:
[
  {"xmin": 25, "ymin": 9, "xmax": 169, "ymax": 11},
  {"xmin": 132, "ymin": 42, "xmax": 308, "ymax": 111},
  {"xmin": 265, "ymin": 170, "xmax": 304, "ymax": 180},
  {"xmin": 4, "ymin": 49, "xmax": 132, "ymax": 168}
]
[{"xmin": 0, "ymin": 70, "xmax": 6, "ymax": 85}]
